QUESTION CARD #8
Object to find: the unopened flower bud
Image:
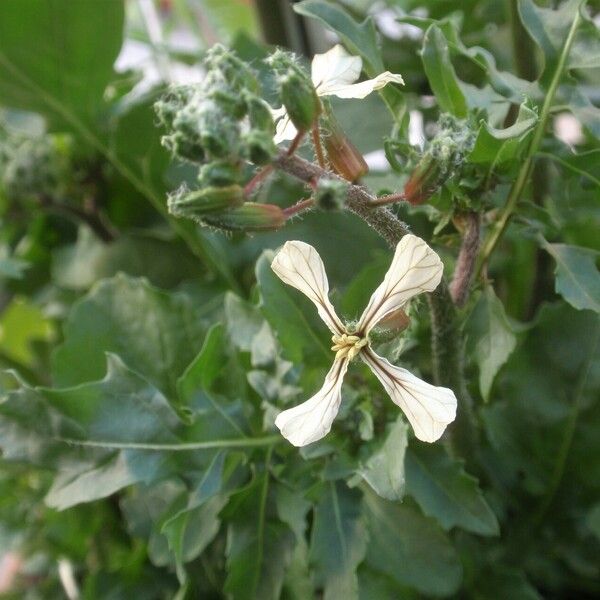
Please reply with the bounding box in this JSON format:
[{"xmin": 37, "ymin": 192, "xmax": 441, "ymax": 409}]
[
  {"xmin": 321, "ymin": 111, "xmax": 368, "ymax": 182},
  {"xmin": 243, "ymin": 130, "xmax": 277, "ymax": 165},
  {"xmin": 314, "ymin": 178, "xmax": 347, "ymax": 210},
  {"xmin": 162, "ymin": 132, "xmax": 205, "ymax": 163},
  {"xmin": 279, "ymin": 71, "xmax": 320, "ymax": 132},
  {"xmin": 198, "ymin": 160, "xmax": 242, "ymax": 187},
  {"xmin": 246, "ymin": 94, "xmax": 275, "ymax": 134},
  {"xmin": 168, "ymin": 185, "xmax": 244, "ymax": 220},
  {"xmin": 404, "ymin": 114, "xmax": 475, "ymax": 204},
  {"xmin": 203, "ymin": 203, "xmax": 285, "ymax": 231}
]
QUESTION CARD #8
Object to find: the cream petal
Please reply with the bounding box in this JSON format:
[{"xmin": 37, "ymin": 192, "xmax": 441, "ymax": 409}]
[
  {"xmin": 271, "ymin": 241, "xmax": 344, "ymax": 335},
  {"xmin": 362, "ymin": 349, "xmax": 456, "ymax": 443},
  {"xmin": 321, "ymin": 71, "xmax": 404, "ymax": 100},
  {"xmin": 358, "ymin": 234, "xmax": 443, "ymax": 334},
  {"xmin": 271, "ymin": 106, "xmax": 298, "ymax": 144},
  {"xmin": 311, "ymin": 44, "xmax": 362, "ymax": 92},
  {"xmin": 275, "ymin": 357, "xmax": 349, "ymax": 446}
]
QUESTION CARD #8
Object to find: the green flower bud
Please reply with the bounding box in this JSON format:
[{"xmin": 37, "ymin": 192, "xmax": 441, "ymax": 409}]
[
  {"xmin": 196, "ymin": 102, "xmax": 240, "ymax": 159},
  {"xmin": 203, "ymin": 203, "xmax": 285, "ymax": 231},
  {"xmin": 204, "ymin": 44, "xmax": 259, "ymax": 93},
  {"xmin": 168, "ymin": 185, "xmax": 244, "ymax": 220},
  {"xmin": 404, "ymin": 114, "xmax": 475, "ymax": 204},
  {"xmin": 242, "ymin": 130, "xmax": 277, "ymax": 165},
  {"xmin": 198, "ymin": 160, "xmax": 242, "ymax": 187},
  {"xmin": 314, "ymin": 178, "xmax": 348, "ymax": 211},
  {"xmin": 162, "ymin": 132, "xmax": 205, "ymax": 163},
  {"xmin": 245, "ymin": 94, "xmax": 275, "ymax": 134},
  {"xmin": 279, "ymin": 71, "xmax": 320, "ymax": 132}
]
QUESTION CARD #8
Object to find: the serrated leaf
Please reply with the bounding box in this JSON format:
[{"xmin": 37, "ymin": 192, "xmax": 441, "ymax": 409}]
[
  {"xmin": 474, "ymin": 287, "xmax": 517, "ymax": 400},
  {"xmin": 540, "ymin": 239, "xmax": 600, "ymax": 313},
  {"xmin": 52, "ymin": 274, "xmax": 206, "ymax": 397},
  {"xmin": 255, "ymin": 251, "xmax": 331, "ymax": 367},
  {"xmin": 422, "ymin": 25, "xmax": 467, "ymax": 117},
  {"xmin": 364, "ymin": 491, "xmax": 462, "ymax": 597},
  {"xmin": 310, "ymin": 481, "xmax": 367, "ymax": 600},
  {"xmin": 0, "ymin": 0, "xmax": 124, "ymax": 128},
  {"xmin": 469, "ymin": 102, "xmax": 538, "ymax": 167},
  {"xmin": 360, "ymin": 417, "xmax": 408, "ymax": 501},
  {"xmin": 405, "ymin": 443, "xmax": 499, "ymax": 536}
]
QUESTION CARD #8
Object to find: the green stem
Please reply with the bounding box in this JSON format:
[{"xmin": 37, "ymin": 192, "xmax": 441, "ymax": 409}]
[
  {"xmin": 55, "ymin": 434, "xmax": 282, "ymax": 451},
  {"xmin": 476, "ymin": 3, "xmax": 584, "ymax": 276}
]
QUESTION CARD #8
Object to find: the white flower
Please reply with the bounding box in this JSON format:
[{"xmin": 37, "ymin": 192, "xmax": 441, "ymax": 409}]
[
  {"xmin": 273, "ymin": 44, "xmax": 404, "ymax": 144},
  {"xmin": 271, "ymin": 235, "xmax": 457, "ymax": 447}
]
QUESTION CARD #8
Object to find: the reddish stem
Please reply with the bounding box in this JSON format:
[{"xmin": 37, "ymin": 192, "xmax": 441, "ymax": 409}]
[
  {"xmin": 282, "ymin": 198, "xmax": 314, "ymax": 219},
  {"xmin": 286, "ymin": 130, "xmax": 305, "ymax": 157},
  {"xmin": 244, "ymin": 164, "xmax": 274, "ymax": 197},
  {"xmin": 369, "ymin": 192, "xmax": 406, "ymax": 207},
  {"xmin": 311, "ymin": 124, "xmax": 326, "ymax": 168}
]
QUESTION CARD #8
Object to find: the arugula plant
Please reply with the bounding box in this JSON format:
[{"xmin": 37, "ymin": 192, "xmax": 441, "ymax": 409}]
[{"xmin": 0, "ymin": 0, "xmax": 598, "ymax": 598}]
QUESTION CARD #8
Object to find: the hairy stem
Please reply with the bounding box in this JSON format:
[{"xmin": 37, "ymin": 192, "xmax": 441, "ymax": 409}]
[{"xmin": 450, "ymin": 212, "xmax": 481, "ymax": 307}]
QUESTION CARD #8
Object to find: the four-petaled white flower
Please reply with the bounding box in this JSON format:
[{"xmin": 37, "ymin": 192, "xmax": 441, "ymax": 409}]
[
  {"xmin": 272, "ymin": 44, "xmax": 404, "ymax": 144},
  {"xmin": 271, "ymin": 234, "xmax": 457, "ymax": 447}
]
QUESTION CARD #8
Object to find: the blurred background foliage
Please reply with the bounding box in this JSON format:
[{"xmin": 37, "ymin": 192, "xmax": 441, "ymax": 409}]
[{"xmin": 0, "ymin": 0, "xmax": 599, "ymax": 598}]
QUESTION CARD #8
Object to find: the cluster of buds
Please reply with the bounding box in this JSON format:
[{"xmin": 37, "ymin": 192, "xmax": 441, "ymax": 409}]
[
  {"xmin": 0, "ymin": 132, "xmax": 72, "ymax": 203},
  {"xmin": 403, "ymin": 114, "xmax": 475, "ymax": 205},
  {"xmin": 156, "ymin": 45, "xmax": 286, "ymax": 232}
]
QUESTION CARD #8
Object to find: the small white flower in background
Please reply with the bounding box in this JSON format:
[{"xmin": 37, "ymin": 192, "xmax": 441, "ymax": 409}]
[
  {"xmin": 271, "ymin": 234, "xmax": 457, "ymax": 447},
  {"xmin": 272, "ymin": 44, "xmax": 404, "ymax": 144}
]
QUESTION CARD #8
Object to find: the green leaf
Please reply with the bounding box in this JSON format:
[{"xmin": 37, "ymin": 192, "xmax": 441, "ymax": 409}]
[
  {"xmin": 224, "ymin": 292, "xmax": 264, "ymax": 353},
  {"xmin": 52, "ymin": 228, "xmax": 200, "ymax": 291},
  {"xmin": 364, "ymin": 492, "xmax": 462, "ymax": 597},
  {"xmin": 421, "ymin": 25, "xmax": 467, "ymax": 117},
  {"xmin": 360, "ymin": 417, "xmax": 408, "ymax": 501},
  {"xmin": 255, "ymin": 251, "xmax": 331, "ymax": 367},
  {"xmin": 0, "ymin": 0, "xmax": 124, "ymax": 128},
  {"xmin": 52, "ymin": 274, "xmax": 206, "ymax": 397},
  {"xmin": 473, "ymin": 287, "xmax": 517, "ymax": 400},
  {"xmin": 469, "ymin": 102, "xmax": 538, "ymax": 167},
  {"xmin": 309, "ymin": 481, "xmax": 367, "ymax": 600},
  {"xmin": 0, "ymin": 248, "xmax": 28, "ymax": 280},
  {"xmin": 540, "ymin": 239, "xmax": 600, "ymax": 313},
  {"xmin": 0, "ymin": 296, "xmax": 54, "ymax": 366},
  {"xmin": 340, "ymin": 254, "xmax": 388, "ymax": 320},
  {"xmin": 293, "ymin": 0, "xmax": 406, "ymax": 125},
  {"xmin": 224, "ymin": 469, "xmax": 295, "ymax": 600},
  {"xmin": 294, "ymin": 0, "xmax": 383, "ymax": 73},
  {"xmin": 405, "ymin": 443, "xmax": 499, "ymax": 536},
  {"xmin": 518, "ymin": 0, "xmax": 593, "ymax": 83}
]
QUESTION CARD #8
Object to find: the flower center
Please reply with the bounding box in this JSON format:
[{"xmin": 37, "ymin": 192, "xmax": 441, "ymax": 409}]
[{"xmin": 331, "ymin": 332, "xmax": 368, "ymax": 360}]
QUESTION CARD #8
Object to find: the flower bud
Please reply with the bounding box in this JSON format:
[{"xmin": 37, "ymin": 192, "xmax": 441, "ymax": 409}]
[
  {"xmin": 278, "ymin": 71, "xmax": 320, "ymax": 132},
  {"xmin": 404, "ymin": 114, "xmax": 475, "ymax": 204},
  {"xmin": 314, "ymin": 178, "xmax": 347, "ymax": 211},
  {"xmin": 168, "ymin": 185, "xmax": 244, "ymax": 220},
  {"xmin": 242, "ymin": 130, "xmax": 277, "ymax": 165},
  {"xmin": 203, "ymin": 203, "xmax": 285, "ymax": 231},
  {"xmin": 198, "ymin": 160, "xmax": 242, "ymax": 187},
  {"xmin": 321, "ymin": 111, "xmax": 368, "ymax": 182},
  {"xmin": 246, "ymin": 94, "xmax": 275, "ymax": 135},
  {"xmin": 162, "ymin": 132, "xmax": 205, "ymax": 163}
]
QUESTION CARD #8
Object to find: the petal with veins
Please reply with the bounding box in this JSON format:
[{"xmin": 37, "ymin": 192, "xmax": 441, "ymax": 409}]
[
  {"xmin": 275, "ymin": 358, "xmax": 349, "ymax": 446},
  {"xmin": 311, "ymin": 44, "xmax": 362, "ymax": 92},
  {"xmin": 271, "ymin": 241, "xmax": 344, "ymax": 335},
  {"xmin": 358, "ymin": 234, "xmax": 443, "ymax": 334},
  {"xmin": 321, "ymin": 71, "xmax": 404, "ymax": 100},
  {"xmin": 362, "ymin": 349, "xmax": 456, "ymax": 443}
]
